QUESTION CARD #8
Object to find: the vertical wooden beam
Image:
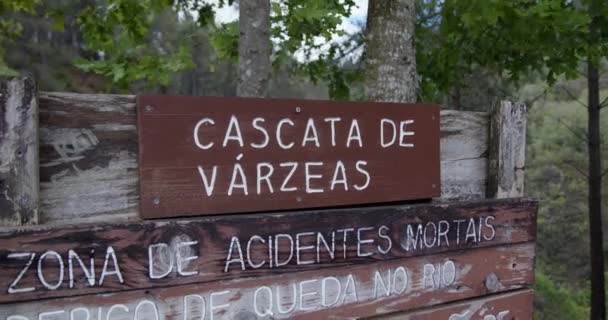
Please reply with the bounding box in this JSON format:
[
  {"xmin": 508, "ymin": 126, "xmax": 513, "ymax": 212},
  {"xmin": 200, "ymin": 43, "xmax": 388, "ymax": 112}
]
[
  {"xmin": 0, "ymin": 77, "xmax": 39, "ymax": 225},
  {"xmin": 487, "ymin": 101, "xmax": 527, "ymax": 199}
]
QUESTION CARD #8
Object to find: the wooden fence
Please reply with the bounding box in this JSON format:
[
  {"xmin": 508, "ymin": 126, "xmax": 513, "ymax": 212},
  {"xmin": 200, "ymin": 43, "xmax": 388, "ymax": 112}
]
[{"xmin": 0, "ymin": 77, "xmax": 534, "ymax": 319}]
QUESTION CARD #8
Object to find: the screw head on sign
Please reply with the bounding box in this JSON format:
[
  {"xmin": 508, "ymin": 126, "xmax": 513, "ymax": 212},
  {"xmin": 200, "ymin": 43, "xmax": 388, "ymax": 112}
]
[
  {"xmin": 295, "ymin": 107, "xmax": 302, "ymax": 114},
  {"xmin": 145, "ymin": 105, "xmax": 153, "ymax": 112},
  {"xmin": 432, "ymin": 184, "xmax": 437, "ymax": 189},
  {"xmin": 153, "ymin": 197, "xmax": 160, "ymax": 205},
  {"xmin": 296, "ymin": 196, "xmax": 302, "ymax": 202}
]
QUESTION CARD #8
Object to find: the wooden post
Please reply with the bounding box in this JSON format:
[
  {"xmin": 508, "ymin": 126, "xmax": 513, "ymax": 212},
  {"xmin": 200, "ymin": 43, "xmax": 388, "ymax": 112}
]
[
  {"xmin": 0, "ymin": 77, "xmax": 39, "ymax": 225},
  {"xmin": 488, "ymin": 101, "xmax": 527, "ymax": 199}
]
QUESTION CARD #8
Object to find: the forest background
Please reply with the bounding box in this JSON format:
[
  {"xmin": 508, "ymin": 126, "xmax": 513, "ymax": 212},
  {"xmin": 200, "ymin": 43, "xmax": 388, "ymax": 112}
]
[{"xmin": 1, "ymin": 1, "xmax": 607, "ymax": 319}]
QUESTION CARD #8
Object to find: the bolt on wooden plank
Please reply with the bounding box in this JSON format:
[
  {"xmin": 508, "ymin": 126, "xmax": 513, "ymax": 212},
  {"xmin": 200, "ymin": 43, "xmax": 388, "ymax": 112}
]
[
  {"xmin": 0, "ymin": 243, "xmax": 534, "ymax": 320},
  {"xmin": 137, "ymin": 96, "xmax": 440, "ymax": 218},
  {"xmin": 0, "ymin": 198, "xmax": 535, "ymax": 304}
]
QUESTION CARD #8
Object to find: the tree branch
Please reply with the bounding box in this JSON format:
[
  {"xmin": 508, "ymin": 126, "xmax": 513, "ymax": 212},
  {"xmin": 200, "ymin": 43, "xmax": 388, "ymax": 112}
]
[
  {"xmin": 556, "ymin": 118, "xmax": 588, "ymax": 143},
  {"xmin": 599, "ymin": 95, "xmax": 608, "ymax": 109},
  {"xmin": 561, "ymin": 160, "xmax": 589, "ymax": 179},
  {"xmin": 526, "ymin": 88, "xmax": 548, "ymax": 106},
  {"xmin": 558, "ymin": 84, "xmax": 588, "ymax": 109}
]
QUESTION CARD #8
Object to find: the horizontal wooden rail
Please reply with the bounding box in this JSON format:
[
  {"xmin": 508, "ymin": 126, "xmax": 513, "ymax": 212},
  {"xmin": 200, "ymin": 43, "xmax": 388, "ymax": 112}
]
[
  {"xmin": 0, "ymin": 198, "xmax": 536, "ymax": 304},
  {"xmin": 0, "ymin": 243, "xmax": 535, "ymax": 319},
  {"xmin": 38, "ymin": 92, "xmax": 490, "ymax": 224}
]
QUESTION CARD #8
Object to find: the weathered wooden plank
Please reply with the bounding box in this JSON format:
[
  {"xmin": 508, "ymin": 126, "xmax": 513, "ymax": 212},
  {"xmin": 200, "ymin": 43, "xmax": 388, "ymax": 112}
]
[
  {"xmin": 0, "ymin": 243, "xmax": 535, "ymax": 319},
  {"xmin": 375, "ymin": 289, "xmax": 533, "ymax": 320},
  {"xmin": 488, "ymin": 101, "xmax": 527, "ymax": 199},
  {"xmin": 0, "ymin": 198, "xmax": 536, "ymax": 303},
  {"xmin": 138, "ymin": 95, "xmax": 441, "ymax": 218},
  {"xmin": 38, "ymin": 92, "xmax": 138, "ymax": 224},
  {"xmin": 38, "ymin": 92, "xmax": 488, "ymax": 223},
  {"xmin": 0, "ymin": 77, "xmax": 39, "ymax": 226}
]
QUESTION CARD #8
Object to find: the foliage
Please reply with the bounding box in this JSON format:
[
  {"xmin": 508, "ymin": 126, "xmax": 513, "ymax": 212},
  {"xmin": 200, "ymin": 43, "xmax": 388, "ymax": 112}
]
[
  {"xmin": 534, "ymin": 271, "xmax": 590, "ymax": 319},
  {"xmin": 272, "ymin": 0, "xmax": 362, "ymax": 100},
  {"xmin": 417, "ymin": 0, "xmax": 600, "ymax": 102},
  {"xmin": 209, "ymin": 21, "xmax": 239, "ymax": 63},
  {"xmin": 75, "ymin": 0, "xmax": 194, "ymax": 89},
  {"xmin": 60, "ymin": 0, "xmax": 359, "ymax": 95},
  {"xmin": 0, "ymin": 0, "xmax": 39, "ymax": 75},
  {"xmin": 202, "ymin": 0, "xmax": 361, "ymax": 99},
  {"xmin": 525, "ymin": 84, "xmax": 608, "ymax": 286}
]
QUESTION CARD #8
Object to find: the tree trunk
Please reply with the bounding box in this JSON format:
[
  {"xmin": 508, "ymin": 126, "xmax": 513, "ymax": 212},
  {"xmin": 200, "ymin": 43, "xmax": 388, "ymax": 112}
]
[
  {"xmin": 236, "ymin": 0, "xmax": 272, "ymax": 97},
  {"xmin": 587, "ymin": 1, "xmax": 605, "ymax": 319},
  {"xmin": 364, "ymin": 0, "xmax": 418, "ymax": 102}
]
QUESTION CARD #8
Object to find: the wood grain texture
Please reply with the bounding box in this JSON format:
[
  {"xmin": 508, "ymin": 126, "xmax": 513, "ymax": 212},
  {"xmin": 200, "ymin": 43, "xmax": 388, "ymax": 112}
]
[
  {"xmin": 137, "ymin": 95, "xmax": 441, "ymax": 218},
  {"xmin": 0, "ymin": 198, "xmax": 536, "ymax": 303},
  {"xmin": 38, "ymin": 92, "xmax": 138, "ymax": 223},
  {"xmin": 440, "ymin": 110, "xmax": 488, "ymax": 200},
  {"xmin": 374, "ymin": 289, "xmax": 533, "ymax": 320},
  {"xmin": 0, "ymin": 243, "xmax": 535, "ymax": 319},
  {"xmin": 0, "ymin": 77, "xmax": 39, "ymax": 226},
  {"xmin": 38, "ymin": 93, "xmax": 489, "ymax": 224},
  {"xmin": 487, "ymin": 101, "xmax": 527, "ymax": 199}
]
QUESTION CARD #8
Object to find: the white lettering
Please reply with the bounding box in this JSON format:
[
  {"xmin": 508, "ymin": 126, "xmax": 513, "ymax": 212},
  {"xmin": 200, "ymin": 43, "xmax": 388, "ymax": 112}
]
[
  {"xmin": 399, "ymin": 120, "xmax": 414, "ymax": 147},
  {"xmin": 68, "ymin": 249, "xmax": 95, "ymax": 288},
  {"xmin": 193, "ymin": 118, "xmax": 215, "ymax": 150},
  {"xmin": 298, "ymin": 279, "xmax": 318, "ymax": 311},
  {"xmin": 279, "ymin": 162, "xmax": 298, "ymax": 192},
  {"xmin": 330, "ymin": 161, "xmax": 348, "ymax": 191},
  {"xmin": 256, "ymin": 163, "xmax": 274, "ymax": 195},
  {"xmin": 209, "ymin": 290, "xmax": 231, "ymax": 320},
  {"xmin": 224, "ymin": 237, "xmax": 245, "ymax": 272},
  {"xmin": 228, "ymin": 162, "xmax": 248, "ymax": 196},
  {"xmin": 323, "ymin": 117, "xmax": 341, "ymax": 147},
  {"xmin": 246, "ymin": 236, "xmax": 266, "ymax": 269},
  {"xmin": 251, "ymin": 117, "xmax": 269, "ymax": 149},
  {"xmin": 346, "ymin": 120, "xmax": 363, "ymax": 147},
  {"xmin": 354, "ymin": 161, "xmax": 370, "ymax": 191},
  {"xmin": 276, "ymin": 119, "xmax": 295, "ymax": 149},
  {"xmin": 7, "ymin": 252, "xmax": 36, "ymax": 294},
  {"xmin": 222, "ymin": 116, "xmax": 244, "ymax": 147},
  {"xmin": 305, "ymin": 162, "xmax": 324, "ymax": 193},
  {"xmin": 302, "ymin": 118, "xmax": 320, "ymax": 147},
  {"xmin": 99, "ymin": 247, "xmax": 123, "ymax": 285},
  {"xmin": 37, "ymin": 251, "xmax": 64, "ymax": 290},
  {"xmin": 148, "ymin": 243, "xmax": 173, "ymax": 280},
  {"xmin": 381, "ymin": 119, "xmax": 396, "ymax": 147},
  {"xmin": 177, "ymin": 241, "xmax": 199, "ymax": 276},
  {"xmin": 197, "ymin": 166, "xmax": 218, "ymax": 197}
]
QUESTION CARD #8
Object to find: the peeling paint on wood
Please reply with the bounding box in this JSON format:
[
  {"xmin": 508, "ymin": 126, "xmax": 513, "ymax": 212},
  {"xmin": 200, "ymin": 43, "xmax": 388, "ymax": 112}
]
[
  {"xmin": 0, "ymin": 243, "xmax": 534, "ymax": 319},
  {"xmin": 0, "ymin": 198, "xmax": 536, "ymax": 303},
  {"xmin": 0, "ymin": 77, "xmax": 39, "ymax": 226},
  {"xmin": 38, "ymin": 92, "xmax": 138, "ymax": 223},
  {"xmin": 375, "ymin": 289, "xmax": 533, "ymax": 320}
]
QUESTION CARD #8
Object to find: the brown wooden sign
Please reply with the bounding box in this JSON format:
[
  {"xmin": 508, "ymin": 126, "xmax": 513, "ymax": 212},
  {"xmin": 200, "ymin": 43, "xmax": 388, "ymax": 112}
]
[
  {"xmin": 137, "ymin": 96, "xmax": 440, "ymax": 218},
  {"xmin": 0, "ymin": 199, "xmax": 535, "ymax": 304},
  {"xmin": 0, "ymin": 244, "xmax": 534, "ymax": 319}
]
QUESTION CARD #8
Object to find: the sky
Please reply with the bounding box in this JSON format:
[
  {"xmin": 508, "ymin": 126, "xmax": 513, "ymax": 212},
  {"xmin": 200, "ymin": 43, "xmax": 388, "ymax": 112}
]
[{"xmin": 214, "ymin": 0, "xmax": 369, "ymax": 31}]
